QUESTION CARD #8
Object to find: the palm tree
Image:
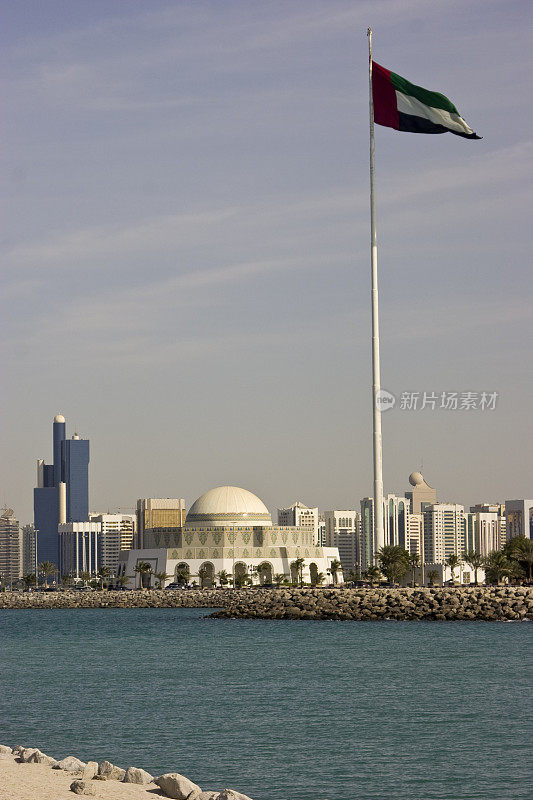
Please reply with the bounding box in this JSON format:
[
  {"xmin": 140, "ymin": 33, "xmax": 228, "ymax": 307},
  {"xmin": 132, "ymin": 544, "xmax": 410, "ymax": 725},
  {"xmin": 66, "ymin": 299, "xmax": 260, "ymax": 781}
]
[
  {"xmin": 328, "ymin": 559, "xmax": 342, "ymax": 586},
  {"xmin": 274, "ymin": 573, "xmax": 285, "ymax": 588},
  {"xmin": 504, "ymin": 536, "xmax": 533, "ymax": 583},
  {"xmin": 290, "ymin": 558, "xmax": 306, "ymax": 587},
  {"xmin": 314, "ymin": 571, "xmax": 325, "ymax": 586},
  {"xmin": 22, "ymin": 573, "xmax": 36, "ymax": 589},
  {"xmin": 115, "ymin": 574, "xmax": 131, "ymax": 588},
  {"xmin": 427, "ymin": 569, "xmax": 439, "ymax": 587},
  {"xmin": 39, "ymin": 561, "xmax": 56, "ymax": 588},
  {"xmin": 154, "ymin": 571, "xmax": 171, "ymax": 589},
  {"xmin": 408, "ymin": 553, "xmax": 420, "ymax": 587},
  {"xmin": 79, "ymin": 570, "xmax": 91, "ymax": 587},
  {"xmin": 198, "ymin": 565, "xmax": 212, "ymax": 588},
  {"xmin": 134, "ymin": 561, "xmax": 153, "ymax": 589},
  {"xmin": 364, "ymin": 565, "xmax": 381, "ymax": 587},
  {"xmin": 216, "ymin": 569, "xmax": 230, "ymax": 587},
  {"xmin": 462, "ymin": 550, "xmax": 484, "ymax": 585},
  {"xmin": 446, "ymin": 554, "xmax": 460, "ymax": 585},
  {"xmin": 483, "ymin": 551, "xmax": 513, "ymax": 585},
  {"xmin": 97, "ymin": 566, "xmax": 112, "ymax": 590},
  {"xmin": 376, "ymin": 546, "xmax": 410, "ymax": 585},
  {"xmin": 175, "ymin": 566, "xmax": 190, "ymax": 586},
  {"xmin": 61, "ymin": 573, "xmax": 73, "ymax": 588}
]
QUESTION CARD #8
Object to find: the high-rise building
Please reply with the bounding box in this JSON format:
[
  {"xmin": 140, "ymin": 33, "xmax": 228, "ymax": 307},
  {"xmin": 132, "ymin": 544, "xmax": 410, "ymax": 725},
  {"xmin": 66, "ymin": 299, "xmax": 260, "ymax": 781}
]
[
  {"xmin": 59, "ymin": 521, "xmax": 101, "ymax": 578},
  {"xmin": 405, "ymin": 472, "xmax": 437, "ymax": 514},
  {"xmin": 407, "ymin": 514, "xmax": 423, "ymax": 557},
  {"xmin": 505, "ymin": 499, "xmax": 533, "ymax": 541},
  {"xmin": 34, "ymin": 414, "xmax": 90, "ymax": 566},
  {"xmin": 89, "ymin": 513, "xmax": 136, "ymax": 572},
  {"xmin": 136, "ymin": 498, "xmax": 186, "ymax": 549},
  {"xmin": 360, "ymin": 494, "xmax": 410, "ymax": 569},
  {"xmin": 466, "ymin": 504, "xmax": 505, "ymax": 556},
  {"xmin": 0, "ymin": 507, "xmax": 23, "ymax": 585},
  {"xmin": 277, "ymin": 502, "xmax": 319, "ymax": 544},
  {"xmin": 324, "ymin": 510, "xmax": 360, "ymax": 576},
  {"xmin": 423, "ymin": 504, "xmax": 465, "ymax": 564},
  {"xmin": 22, "ymin": 524, "xmax": 36, "ymax": 575}
]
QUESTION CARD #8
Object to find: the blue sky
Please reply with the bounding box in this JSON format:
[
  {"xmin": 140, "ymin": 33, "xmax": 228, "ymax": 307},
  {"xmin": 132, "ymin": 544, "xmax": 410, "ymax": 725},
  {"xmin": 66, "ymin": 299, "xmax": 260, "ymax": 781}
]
[{"xmin": 2, "ymin": 0, "xmax": 532, "ymax": 523}]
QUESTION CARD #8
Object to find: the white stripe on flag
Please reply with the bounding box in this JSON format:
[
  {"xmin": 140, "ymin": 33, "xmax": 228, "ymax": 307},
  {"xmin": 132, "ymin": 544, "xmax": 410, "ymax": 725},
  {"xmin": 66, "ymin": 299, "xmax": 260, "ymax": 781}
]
[{"xmin": 396, "ymin": 91, "xmax": 474, "ymax": 135}]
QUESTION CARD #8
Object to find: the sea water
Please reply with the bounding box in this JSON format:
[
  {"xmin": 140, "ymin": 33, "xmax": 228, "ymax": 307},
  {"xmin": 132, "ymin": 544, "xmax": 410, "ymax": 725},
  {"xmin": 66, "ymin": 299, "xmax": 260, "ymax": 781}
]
[{"xmin": 1, "ymin": 607, "xmax": 530, "ymax": 800}]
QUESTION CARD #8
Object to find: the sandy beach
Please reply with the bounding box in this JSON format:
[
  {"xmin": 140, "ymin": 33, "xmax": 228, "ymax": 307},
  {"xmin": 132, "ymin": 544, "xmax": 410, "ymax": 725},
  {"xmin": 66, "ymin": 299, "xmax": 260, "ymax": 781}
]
[{"xmin": 0, "ymin": 755, "xmax": 161, "ymax": 800}]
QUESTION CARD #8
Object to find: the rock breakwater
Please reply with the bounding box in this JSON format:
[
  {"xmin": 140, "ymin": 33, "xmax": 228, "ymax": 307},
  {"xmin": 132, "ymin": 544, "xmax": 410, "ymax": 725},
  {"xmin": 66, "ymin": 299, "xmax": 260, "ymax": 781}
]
[
  {"xmin": 209, "ymin": 586, "xmax": 533, "ymax": 621},
  {"xmin": 1, "ymin": 586, "xmax": 531, "ymax": 620}
]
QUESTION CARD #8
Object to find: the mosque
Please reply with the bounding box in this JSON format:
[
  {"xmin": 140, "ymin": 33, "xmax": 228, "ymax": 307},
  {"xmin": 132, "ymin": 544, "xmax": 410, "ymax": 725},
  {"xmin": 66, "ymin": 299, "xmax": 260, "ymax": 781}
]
[{"xmin": 117, "ymin": 485, "xmax": 343, "ymax": 587}]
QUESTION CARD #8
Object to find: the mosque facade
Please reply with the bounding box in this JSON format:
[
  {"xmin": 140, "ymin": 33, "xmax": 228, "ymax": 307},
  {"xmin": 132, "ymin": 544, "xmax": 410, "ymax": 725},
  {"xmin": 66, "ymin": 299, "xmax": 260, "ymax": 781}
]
[{"xmin": 117, "ymin": 486, "xmax": 343, "ymax": 587}]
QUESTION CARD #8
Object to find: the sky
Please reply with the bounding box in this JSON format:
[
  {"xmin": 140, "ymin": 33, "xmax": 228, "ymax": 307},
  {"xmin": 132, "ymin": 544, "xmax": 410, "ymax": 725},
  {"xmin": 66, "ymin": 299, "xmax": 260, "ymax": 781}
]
[{"xmin": 2, "ymin": 0, "xmax": 532, "ymax": 524}]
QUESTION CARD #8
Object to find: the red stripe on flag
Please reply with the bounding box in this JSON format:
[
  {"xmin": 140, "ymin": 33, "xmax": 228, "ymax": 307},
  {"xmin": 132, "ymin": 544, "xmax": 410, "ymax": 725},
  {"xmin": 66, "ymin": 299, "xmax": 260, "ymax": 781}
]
[{"xmin": 372, "ymin": 61, "xmax": 399, "ymax": 130}]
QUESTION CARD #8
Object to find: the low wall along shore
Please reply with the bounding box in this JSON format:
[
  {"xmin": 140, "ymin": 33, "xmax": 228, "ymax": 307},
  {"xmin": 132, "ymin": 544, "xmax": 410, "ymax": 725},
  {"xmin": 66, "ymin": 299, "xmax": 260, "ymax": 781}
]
[{"xmin": 1, "ymin": 586, "xmax": 532, "ymax": 620}]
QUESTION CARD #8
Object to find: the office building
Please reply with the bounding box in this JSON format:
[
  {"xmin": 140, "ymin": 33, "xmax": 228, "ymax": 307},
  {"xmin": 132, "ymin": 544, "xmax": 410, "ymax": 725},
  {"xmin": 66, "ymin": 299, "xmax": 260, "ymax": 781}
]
[
  {"xmin": 34, "ymin": 414, "xmax": 90, "ymax": 566},
  {"xmin": 278, "ymin": 502, "xmax": 319, "ymax": 544},
  {"xmin": 0, "ymin": 508, "xmax": 23, "ymax": 585},
  {"xmin": 360, "ymin": 494, "xmax": 410, "ymax": 569},
  {"xmin": 89, "ymin": 513, "xmax": 135, "ymax": 572},
  {"xmin": 22, "ymin": 524, "xmax": 37, "ymax": 575},
  {"xmin": 136, "ymin": 498, "xmax": 186, "ymax": 549},
  {"xmin": 466, "ymin": 504, "xmax": 506, "ymax": 555},
  {"xmin": 59, "ymin": 521, "xmax": 101, "ymax": 578},
  {"xmin": 324, "ymin": 510, "xmax": 360, "ymax": 576},
  {"xmin": 408, "ymin": 514, "xmax": 423, "ymax": 557},
  {"xmin": 505, "ymin": 499, "xmax": 533, "ymax": 541},
  {"xmin": 423, "ymin": 504, "xmax": 465, "ymax": 564}
]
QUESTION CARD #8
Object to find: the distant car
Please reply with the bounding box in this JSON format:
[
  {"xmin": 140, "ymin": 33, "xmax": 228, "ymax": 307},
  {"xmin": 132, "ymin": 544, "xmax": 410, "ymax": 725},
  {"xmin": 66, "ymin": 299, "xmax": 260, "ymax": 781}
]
[
  {"xmin": 73, "ymin": 585, "xmax": 92, "ymax": 591},
  {"xmin": 165, "ymin": 582, "xmax": 182, "ymax": 589}
]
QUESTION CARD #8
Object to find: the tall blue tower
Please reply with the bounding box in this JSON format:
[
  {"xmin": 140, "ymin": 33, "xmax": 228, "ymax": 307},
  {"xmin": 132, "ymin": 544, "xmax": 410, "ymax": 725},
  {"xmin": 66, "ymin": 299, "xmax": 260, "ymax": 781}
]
[{"xmin": 34, "ymin": 415, "xmax": 90, "ymax": 568}]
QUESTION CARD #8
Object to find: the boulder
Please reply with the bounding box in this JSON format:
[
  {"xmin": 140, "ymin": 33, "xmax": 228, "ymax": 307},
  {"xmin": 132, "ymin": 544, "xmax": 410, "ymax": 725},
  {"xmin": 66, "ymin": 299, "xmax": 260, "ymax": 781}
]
[
  {"xmin": 27, "ymin": 749, "xmax": 58, "ymax": 766},
  {"xmin": 19, "ymin": 748, "xmax": 39, "ymax": 762},
  {"xmin": 217, "ymin": 790, "xmax": 255, "ymax": 800},
  {"xmin": 82, "ymin": 761, "xmax": 98, "ymax": 780},
  {"xmin": 11, "ymin": 745, "xmax": 25, "ymax": 757},
  {"xmin": 55, "ymin": 756, "xmax": 86, "ymax": 774},
  {"xmin": 123, "ymin": 766, "xmax": 154, "ymax": 784},
  {"xmin": 194, "ymin": 792, "xmax": 221, "ymax": 799},
  {"xmin": 0, "ymin": 745, "xmax": 12, "ymax": 755},
  {"xmin": 70, "ymin": 779, "xmax": 96, "ymax": 795},
  {"xmin": 98, "ymin": 760, "xmax": 126, "ymax": 780},
  {"xmin": 154, "ymin": 772, "xmax": 202, "ymax": 799}
]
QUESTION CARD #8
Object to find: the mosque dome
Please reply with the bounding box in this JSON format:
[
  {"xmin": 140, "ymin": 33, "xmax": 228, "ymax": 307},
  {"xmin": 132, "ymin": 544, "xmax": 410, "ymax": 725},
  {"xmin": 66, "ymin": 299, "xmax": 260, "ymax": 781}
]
[
  {"xmin": 185, "ymin": 486, "xmax": 272, "ymax": 528},
  {"xmin": 409, "ymin": 471, "xmax": 425, "ymax": 486}
]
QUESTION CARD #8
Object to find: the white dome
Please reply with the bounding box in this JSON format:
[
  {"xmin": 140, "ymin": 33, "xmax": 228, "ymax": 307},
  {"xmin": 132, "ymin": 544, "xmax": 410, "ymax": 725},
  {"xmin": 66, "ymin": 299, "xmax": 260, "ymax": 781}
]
[
  {"xmin": 186, "ymin": 486, "xmax": 272, "ymax": 527},
  {"xmin": 409, "ymin": 471, "xmax": 424, "ymax": 486},
  {"xmin": 54, "ymin": 413, "xmax": 66, "ymax": 423}
]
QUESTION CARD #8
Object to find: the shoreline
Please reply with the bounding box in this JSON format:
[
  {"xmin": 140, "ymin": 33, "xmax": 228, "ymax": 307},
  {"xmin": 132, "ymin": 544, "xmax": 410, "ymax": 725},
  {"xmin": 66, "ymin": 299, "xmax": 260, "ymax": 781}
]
[
  {"xmin": 0, "ymin": 745, "xmax": 253, "ymax": 800},
  {"xmin": 1, "ymin": 586, "xmax": 531, "ymax": 620}
]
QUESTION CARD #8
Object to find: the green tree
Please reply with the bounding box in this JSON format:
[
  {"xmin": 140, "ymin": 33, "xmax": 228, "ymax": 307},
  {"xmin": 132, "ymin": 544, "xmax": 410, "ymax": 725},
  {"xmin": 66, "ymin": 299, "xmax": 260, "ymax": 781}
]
[
  {"xmin": 216, "ymin": 569, "xmax": 230, "ymax": 587},
  {"xmin": 274, "ymin": 573, "xmax": 285, "ymax": 588},
  {"xmin": 376, "ymin": 546, "xmax": 410, "ymax": 584},
  {"xmin": 154, "ymin": 571, "xmax": 171, "ymax": 589},
  {"xmin": 327, "ymin": 559, "xmax": 342, "ymax": 585},
  {"xmin": 97, "ymin": 566, "xmax": 112, "ymax": 590},
  {"xmin": 313, "ymin": 571, "xmax": 325, "ymax": 586},
  {"xmin": 427, "ymin": 569, "xmax": 439, "ymax": 587},
  {"xmin": 290, "ymin": 558, "xmax": 306, "ymax": 587},
  {"xmin": 134, "ymin": 561, "xmax": 153, "ymax": 589},
  {"xmin": 175, "ymin": 566, "xmax": 190, "ymax": 586},
  {"xmin": 363, "ymin": 565, "xmax": 381, "ymax": 587},
  {"xmin": 61, "ymin": 573, "xmax": 73, "ymax": 588},
  {"xmin": 39, "ymin": 561, "xmax": 56, "ymax": 588},
  {"xmin": 463, "ymin": 550, "xmax": 483, "ymax": 585},
  {"xmin": 22, "ymin": 573, "xmax": 36, "ymax": 588},
  {"xmin": 446, "ymin": 554, "xmax": 460, "ymax": 584},
  {"xmin": 503, "ymin": 535, "xmax": 533, "ymax": 583},
  {"xmin": 78, "ymin": 570, "xmax": 91, "ymax": 587},
  {"xmin": 115, "ymin": 574, "xmax": 131, "ymax": 588},
  {"xmin": 483, "ymin": 551, "xmax": 513, "ymax": 585}
]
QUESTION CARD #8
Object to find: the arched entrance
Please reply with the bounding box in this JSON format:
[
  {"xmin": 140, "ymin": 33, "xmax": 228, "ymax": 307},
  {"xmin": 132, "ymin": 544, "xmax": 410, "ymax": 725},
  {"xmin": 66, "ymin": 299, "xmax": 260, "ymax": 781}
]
[
  {"xmin": 234, "ymin": 562, "xmax": 248, "ymax": 588},
  {"xmin": 198, "ymin": 562, "xmax": 215, "ymax": 588},
  {"xmin": 257, "ymin": 562, "xmax": 273, "ymax": 584},
  {"xmin": 309, "ymin": 563, "xmax": 319, "ymax": 585},
  {"xmin": 175, "ymin": 562, "xmax": 190, "ymax": 585}
]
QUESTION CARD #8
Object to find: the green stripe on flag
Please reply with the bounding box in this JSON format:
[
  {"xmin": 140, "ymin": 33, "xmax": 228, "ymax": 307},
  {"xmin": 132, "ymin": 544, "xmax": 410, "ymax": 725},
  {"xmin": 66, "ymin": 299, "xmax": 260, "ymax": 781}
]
[{"xmin": 389, "ymin": 71, "xmax": 458, "ymax": 114}]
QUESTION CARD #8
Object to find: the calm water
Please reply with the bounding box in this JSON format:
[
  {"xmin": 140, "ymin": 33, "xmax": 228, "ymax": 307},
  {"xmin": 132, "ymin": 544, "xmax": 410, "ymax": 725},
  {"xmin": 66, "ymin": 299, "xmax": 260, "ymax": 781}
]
[{"xmin": 1, "ymin": 608, "xmax": 530, "ymax": 800}]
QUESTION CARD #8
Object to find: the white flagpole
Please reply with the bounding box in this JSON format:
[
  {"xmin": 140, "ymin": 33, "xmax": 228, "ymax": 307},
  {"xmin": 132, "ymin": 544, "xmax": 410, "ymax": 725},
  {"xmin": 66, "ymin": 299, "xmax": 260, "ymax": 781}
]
[{"xmin": 367, "ymin": 28, "xmax": 385, "ymax": 558}]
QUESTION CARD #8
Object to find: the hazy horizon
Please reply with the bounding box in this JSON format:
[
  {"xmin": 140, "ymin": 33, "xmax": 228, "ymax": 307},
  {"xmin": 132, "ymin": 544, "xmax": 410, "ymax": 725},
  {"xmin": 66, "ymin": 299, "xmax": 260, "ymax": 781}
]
[{"xmin": 2, "ymin": 1, "xmax": 532, "ymax": 525}]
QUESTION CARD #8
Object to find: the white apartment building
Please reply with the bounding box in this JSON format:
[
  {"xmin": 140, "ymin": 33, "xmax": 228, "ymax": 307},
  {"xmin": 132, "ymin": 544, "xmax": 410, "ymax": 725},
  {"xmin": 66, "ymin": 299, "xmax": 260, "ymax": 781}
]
[
  {"xmin": 324, "ymin": 510, "xmax": 360, "ymax": 576},
  {"xmin": 408, "ymin": 514, "xmax": 423, "ymax": 557},
  {"xmin": 89, "ymin": 513, "xmax": 136, "ymax": 572},
  {"xmin": 466, "ymin": 504, "xmax": 506, "ymax": 556},
  {"xmin": 0, "ymin": 508, "xmax": 22, "ymax": 585},
  {"xmin": 277, "ymin": 502, "xmax": 319, "ymax": 544},
  {"xmin": 423, "ymin": 504, "xmax": 465, "ymax": 564}
]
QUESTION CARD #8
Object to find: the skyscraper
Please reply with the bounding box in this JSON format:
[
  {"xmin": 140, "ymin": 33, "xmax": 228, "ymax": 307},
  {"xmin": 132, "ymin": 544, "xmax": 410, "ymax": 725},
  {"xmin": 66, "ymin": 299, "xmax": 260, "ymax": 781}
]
[
  {"xmin": 34, "ymin": 414, "xmax": 90, "ymax": 566},
  {"xmin": 0, "ymin": 507, "xmax": 23, "ymax": 585}
]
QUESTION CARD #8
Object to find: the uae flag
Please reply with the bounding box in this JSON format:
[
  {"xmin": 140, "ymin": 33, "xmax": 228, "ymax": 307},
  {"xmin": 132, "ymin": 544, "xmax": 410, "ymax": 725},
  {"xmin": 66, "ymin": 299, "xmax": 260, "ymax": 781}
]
[{"xmin": 372, "ymin": 61, "xmax": 481, "ymax": 139}]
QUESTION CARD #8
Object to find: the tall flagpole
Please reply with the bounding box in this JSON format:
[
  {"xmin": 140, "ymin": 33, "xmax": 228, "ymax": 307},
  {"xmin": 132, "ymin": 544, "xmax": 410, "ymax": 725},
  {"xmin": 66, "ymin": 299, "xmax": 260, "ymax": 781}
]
[{"xmin": 367, "ymin": 28, "xmax": 385, "ymax": 558}]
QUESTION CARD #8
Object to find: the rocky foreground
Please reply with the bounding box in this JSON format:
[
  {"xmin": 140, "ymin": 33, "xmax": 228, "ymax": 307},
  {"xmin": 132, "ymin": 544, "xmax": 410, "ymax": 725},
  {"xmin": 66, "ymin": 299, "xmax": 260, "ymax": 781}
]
[
  {"xmin": 0, "ymin": 586, "xmax": 532, "ymax": 620},
  {"xmin": 0, "ymin": 744, "xmax": 253, "ymax": 799}
]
